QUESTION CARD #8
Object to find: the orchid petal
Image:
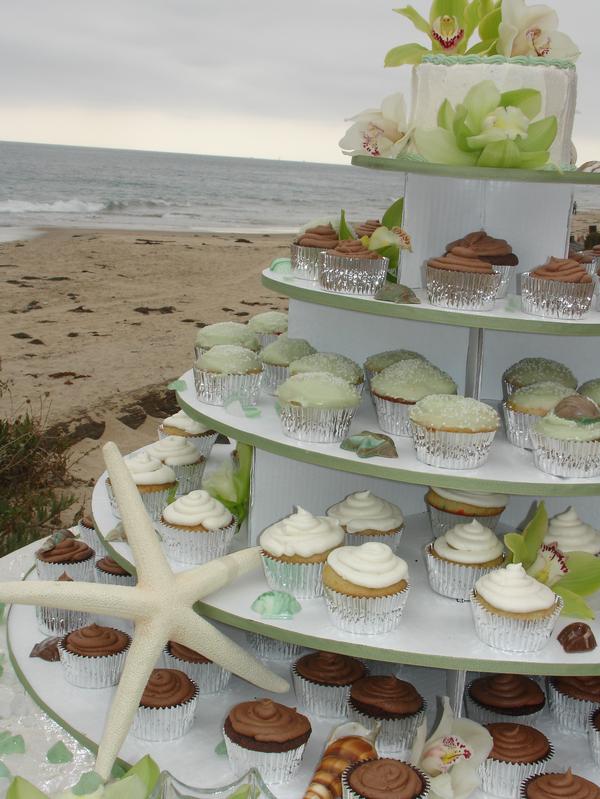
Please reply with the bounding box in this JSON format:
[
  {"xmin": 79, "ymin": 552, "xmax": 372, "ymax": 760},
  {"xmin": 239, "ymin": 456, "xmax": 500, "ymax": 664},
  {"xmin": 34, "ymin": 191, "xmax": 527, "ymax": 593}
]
[
  {"xmin": 385, "ymin": 42, "xmax": 430, "ymax": 66},
  {"xmin": 463, "ymin": 80, "xmax": 501, "ymax": 132},
  {"xmin": 477, "ymin": 139, "xmax": 522, "ymax": 168},
  {"xmin": 438, "ymin": 99, "xmax": 456, "ymax": 131},
  {"xmin": 518, "ymin": 117, "xmax": 557, "ymax": 151},
  {"xmin": 552, "ymin": 584, "xmax": 595, "ymax": 620},
  {"xmin": 381, "ymin": 93, "xmax": 408, "ymax": 127},
  {"xmin": 414, "ymin": 127, "xmax": 478, "ymax": 165},
  {"xmin": 500, "ymin": 88, "xmax": 541, "ymax": 120}
]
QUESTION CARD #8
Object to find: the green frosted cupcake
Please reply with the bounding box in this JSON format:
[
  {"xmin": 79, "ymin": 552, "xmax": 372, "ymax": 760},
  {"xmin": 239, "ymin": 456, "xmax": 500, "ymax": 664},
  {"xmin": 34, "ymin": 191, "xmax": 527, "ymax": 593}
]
[
  {"xmin": 261, "ymin": 335, "xmax": 317, "ymax": 394},
  {"xmin": 194, "ymin": 321, "xmax": 260, "ymax": 359},
  {"xmin": 579, "ymin": 378, "xmax": 600, "ymax": 406},
  {"xmin": 503, "ymin": 381, "xmax": 576, "ymax": 450},
  {"xmin": 289, "ymin": 352, "xmax": 364, "ymax": 392},
  {"xmin": 364, "ymin": 350, "xmax": 428, "ymax": 382},
  {"xmin": 194, "ymin": 345, "xmax": 263, "ymax": 406},
  {"xmin": 502, "ymin": 358, "xmax": 577, "ymax": 397},
  {"xmin": 247, "ymin": 311, "xmax": 288, "ymax": 347},
  {"xmin": 531, "ymin": 395, "xmax": 600, "ymax": 477}
]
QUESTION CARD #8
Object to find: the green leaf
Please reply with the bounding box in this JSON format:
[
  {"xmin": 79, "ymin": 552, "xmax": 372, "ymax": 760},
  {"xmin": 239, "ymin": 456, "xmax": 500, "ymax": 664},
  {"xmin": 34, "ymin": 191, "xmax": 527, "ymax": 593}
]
[
  {"xmin": 394, "ymin": 6, "xmax": 432, "ymax": 34},
  {"xmin": 6, "ymin": 778, "xmax": 48, "ymax": 799},
  {"xmin": 558, "ymin": 552, "xmax": 600, "ymax": 597},
  {"xmin": 414, "ymin": 127, "xmax": 478, "ymax": 165},
  {"xmin": 465, "ymin": 38, "xmax": 498, "ymax": 54},
  {"xmin": 517, "ymin": 150, "xmax": 551, "ymax": 169},
  {"xmin": 452, "ymin": 106, "xmax": 475, "ymax": 151},
  {"xmin": 385, "ymin": 43, "xmax": 430, "ymax": 66},
  {"xmin": 518, "ymin": 117, "xmax": 557, "ymax": 152},
  {"xmin": 338, "ymin": 209, "xmax": 354, "ymax": 241},
  {"xmin": 103, "ymin": 775, "xmax": 148, "ymax": 799},
  {"xmin": 504, "ymin": 532, "xmax": 529, "ymax": 565},
  {"xmin": 437, "ymin": 99, "xmax": 456, "ymax": 130},
  {"xmin": 382, "ymin": 197, "xmax": 404, "ymax": 229},
  {"xmin": 122, "ymin": 756, "xmax": 160, "ymax": 796},
  {"xmin": 500, "ymin": 89, "xmax": 542, "ymax": 120},
  {"xmin": 552, "ymin": 584, "xmax": 595, "ymax": 620},
  {"xmin": 464, "ymin": 0, "xmax": 481, "ymax": 37},
  {"xmin": 522, "ymin": 503, "xmax": 549, "ymax": 567},
  {"xmin": 478, "ymin": 7, "xmax": 501, "ymax": 40},
  {"xmin": 463, "ymin": 80, "xmax": 501, "ymax": 133},
  {"xmin": 429, "ymin": 0, "xmax": 468, "ymax": 24}
]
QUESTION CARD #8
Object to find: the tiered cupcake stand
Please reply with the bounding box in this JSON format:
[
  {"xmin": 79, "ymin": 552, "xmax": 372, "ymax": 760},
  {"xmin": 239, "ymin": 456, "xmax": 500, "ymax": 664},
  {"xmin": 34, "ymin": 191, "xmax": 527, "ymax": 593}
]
[{"xmin": 7, "ymin": 161, "xmax": 600, "ymax": 796}]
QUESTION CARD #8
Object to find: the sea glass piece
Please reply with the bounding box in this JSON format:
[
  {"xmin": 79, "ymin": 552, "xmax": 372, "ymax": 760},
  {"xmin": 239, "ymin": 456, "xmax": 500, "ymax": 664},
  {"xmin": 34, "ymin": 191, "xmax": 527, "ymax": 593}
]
[
  {"xmin": 0, "ymin": 733, "xmax": 25, "ymax": 756},
  {"xmin": 340, "ymin": 430, "xmax": 398, "ymax": 459},
  {"xmin": 374, "ymin": 283, "xmax": 420, "ymax": 304},
  {"xmin": 46, "ymin": 741, "xmax": 73, "ymax": 764},
  {"xmin": 251, "ymin": 591, "xmax": 301, "ymax": 620},
  {"xmin": 0, "ymin": 761, "xmax": 11, "ymax": 779},
  {"xmin": 215, "ymin": 739, "xmax": 227, "ymax": 756},
  {"xmin": 72, "ymin": 771, "xmax": 103, "ymax": 795},
  {"xmin": 269, "ymin": 257, "xmax": 293, "ymax": 275},
  {"xmin": 167, "ymin": 379, "xmax": 187, "ymax": 392}
]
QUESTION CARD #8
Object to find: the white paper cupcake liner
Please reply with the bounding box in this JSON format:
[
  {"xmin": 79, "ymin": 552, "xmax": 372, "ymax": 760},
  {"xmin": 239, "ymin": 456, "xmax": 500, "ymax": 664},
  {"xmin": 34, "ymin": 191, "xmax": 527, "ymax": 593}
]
[
  {"xmin": 470, "ymin": 592, "xmax": 563, "ymax": 653},
  {"xmin": 262, "ymin": 363, "xmax": 289, "ymax": 395},
  {"xmin": 464, "ymin": 688, "xmax": 544, "ymax": 725},
  {"xmin": 36, "ymin": 606, "xmax": 91, "ymax": 637},
  {"xmin": 530, "ymin": 431, "xmax": 600, "ymax": 478},
  {"xmin": 164, "ymin": 649, "xmax": 231, "ymax": 694},
  {"xmin": 77, "ymin": 521, "xmax": 107, "ymax": 556},
  {"xmin": 193, "ymin": 368, "xmax": 263, "ymax": 407},
  {"xmin": 290, "ymin": 243, "xmax": 323, "ymax": 280},
  {"xmin": 158, "ymin": 426, "xmax": 219, "ymax": 459},
  {"xmin": 245, "ymin": 633, "xmax": 304, "ymax": 661},
  {"xmin": 411, "ymin": 424, "xmax": 496, "ymax": 470},
  {"xmin": 344, "ymin": 528, "xmax": 405, "ymax": 553},
  {"xmin": 260, "ymin": 552, "xmax": 325, "ymax": 599},
  {"xmin": 503, "ymin": 404, "xmax": 543, "ymax": 450},
  {"xmin": 479, "ymin": 749, "xmax": 554, "ymax": 799},
  {"xmin": 106, "ymin": 478, "xmax": 175, "ymax": 522},
  {"xmin": 93, "ymin": 562, "xmax": 136, "ymax": 587},
  {"xmin": 157, "ymin": 518, "xmax": 237, "ymax": 565},
  {"xmin": 36, "ymin": 556, "xmax": 95, "ymax": 582},
  {"xmin": 349, "ymin": 702, "xmax": 426, "ymax": 757},
  {"xmin": 58, "ymin": 636, "xmax": 130, "ymax": 688},
  {"xmin": 292, "ymin": 669, "xmax": 352, "ymax": 719},
  {"xmin": 493, "ymin": 264, "xmax": 515, "ymax": 300},
  {"xmin": 133, "ymin": 687, "xmax": 198, "ymax": 741},
  {"xmin": 278, "ymin": 403, "xmax": 357, "ymax": 443},
  {"xmin": 547, "ymin": 680, "xmax": 600, "ymax": 733},
  {"xmin": 319, "ymin": 253, "xmax": 388, "ymax": 296},
  {"xmin": 426, "ymin": 502, "xmax": 502, "ymax": 537},
  {"xmin": 589, "ymin": 715, "xmax": 600, "ymax": 767},
  {"xmin": 324, "ymin": 583, "xmax": 410, "ymax": 635},
  {"xmin": 372, "ymin": 394, "xmax": 413, "ymax": 437},
  {"xmin": 224, "ymin": 732, "xmax": 306, "ymax": 785},
  {"xmin": 521, "ymin": 274, "xmax": 594, "ymax": 319},
  {"xmin": 424, "ymin": 546, "xmax": 504, "ymax": 601},
  {"xmin": 170, "ymin": 460, "xmax": 206, "ymax": 496},
  {"xmin": 342, "ymin": 760, "xmax": 430, "ymax": 799},
  {"xmin": 426, "ymin": 265, "xmax": 500, "ymax": 311}
]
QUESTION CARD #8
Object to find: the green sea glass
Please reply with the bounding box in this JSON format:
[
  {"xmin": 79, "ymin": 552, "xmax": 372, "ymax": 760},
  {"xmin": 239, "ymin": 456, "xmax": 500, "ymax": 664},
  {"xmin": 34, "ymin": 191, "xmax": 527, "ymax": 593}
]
[
  {"xmin": 167, "ymin": 379, "xmax": 187, "ymax": 392},
  {"xmin": 251, "ymin": 591, "xmax": 301, "ymax": 620},
  {"xmin": 214, "ymin": 739, "xmax": 227, "ymax": 756},
  {"xmin": 341, "ymin": 431, "xmax": 398, "ymax": 459},
  {"xmin": 0, "ymin": 733, "xmax": 25, "ymax": 756},
  {"xmin": 71, "ymin": 771, "xmax": 103, "ymax": 795},
  {"xmin": 0, "ymin": 762, "xmax": 11, "ymax": 780},
  {"xmin": 46, "ymin": 741, "xmax": 72, "ymax": 764},
  {"xmin": 374, "ymin": 283, "xmax": 420, "ymax": 304}
]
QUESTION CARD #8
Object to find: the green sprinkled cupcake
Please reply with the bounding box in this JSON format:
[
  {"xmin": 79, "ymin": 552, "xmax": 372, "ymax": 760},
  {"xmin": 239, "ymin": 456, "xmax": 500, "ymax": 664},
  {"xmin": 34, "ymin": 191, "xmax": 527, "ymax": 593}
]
[
  {"xmin": 194, "ymin": 321, "xmax": 260, "ymax": 359},
  {"xmin": 503, "ymin": 381, "xmax": 576, "ymax": 449},
  {"xmin": 260, "ymin": 336, "xmax": 316, "ymax": 394},
  {"xmin": 502, "ymin": 358, "xmax": 577, "ymax": 397},
  {"xmin": 579, "ymin": 378, "xmax": 600, "ymax": 406},
  {"xmin": 289, "ymin": 352, "xmax": 364, "ymax": 391},
  {"xmin": 531, "ymin": 395, "xmax": 600, "ymax": 477},
  {"xmin": 193, "ymin": 345, "xmax": 263, "ymax": 406},
  {"xmin": 247, "ymin": 311, "xmax": 288, "ymax": 347},
  {"xmin": 364, "ymin": 349, "xmax": 428, "ymax": 382}
]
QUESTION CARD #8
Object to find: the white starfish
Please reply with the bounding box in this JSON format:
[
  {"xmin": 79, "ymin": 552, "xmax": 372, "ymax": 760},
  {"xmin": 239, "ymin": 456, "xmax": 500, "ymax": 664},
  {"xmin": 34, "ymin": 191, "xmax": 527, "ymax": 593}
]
[{"xmin": 0, "ymin": 442, "xmax": 289, "ymax": 779}]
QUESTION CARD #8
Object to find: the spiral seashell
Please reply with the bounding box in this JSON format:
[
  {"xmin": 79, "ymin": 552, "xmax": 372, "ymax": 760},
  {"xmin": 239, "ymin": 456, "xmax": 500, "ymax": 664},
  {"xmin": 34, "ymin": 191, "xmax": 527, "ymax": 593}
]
[{"xmin": 303, "ymin": 736, "xmax": 378, "ymax": 799}]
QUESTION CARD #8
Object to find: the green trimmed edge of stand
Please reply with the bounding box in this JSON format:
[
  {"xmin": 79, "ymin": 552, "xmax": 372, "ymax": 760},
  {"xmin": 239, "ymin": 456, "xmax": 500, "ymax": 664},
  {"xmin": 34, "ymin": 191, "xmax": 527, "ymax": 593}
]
[{"xmin": 261, "ymin": 274, "xmax": 600, "ymax": 337}]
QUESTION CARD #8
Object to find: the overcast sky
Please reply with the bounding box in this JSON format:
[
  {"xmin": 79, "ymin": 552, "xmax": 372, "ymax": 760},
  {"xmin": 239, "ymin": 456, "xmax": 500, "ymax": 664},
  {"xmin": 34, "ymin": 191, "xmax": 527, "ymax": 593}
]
[{"xmin": 1, "ymin": 0, "xmax": 598, "ymax": 164}]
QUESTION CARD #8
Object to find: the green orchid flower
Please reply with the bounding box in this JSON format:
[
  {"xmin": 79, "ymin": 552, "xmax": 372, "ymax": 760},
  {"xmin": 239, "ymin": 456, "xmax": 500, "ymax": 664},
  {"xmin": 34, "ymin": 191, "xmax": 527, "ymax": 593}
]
[
  {"xmin": 202, "ymin": 443, "xmax": 253, "ymax": 525},
  {"xmin": 362, "ymin": 197, "xmax": 411, "ymax": 284}
]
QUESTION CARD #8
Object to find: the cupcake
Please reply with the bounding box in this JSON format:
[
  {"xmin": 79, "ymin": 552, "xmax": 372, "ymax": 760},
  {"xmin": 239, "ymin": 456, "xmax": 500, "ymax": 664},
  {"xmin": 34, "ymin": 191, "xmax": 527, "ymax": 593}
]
[
  {"xmin": 133, "ymin": 668, "xmax": 198, "ymax": 741},
  {"xmin": 289, "ymin": 352, "xmax": 365, "ymax": 394},
  {"xmin": 425, "ymin": 251, "xmax": 500, "ymax": 311},
  {"xmin": 470, "ymin": 564, "xmax": 562, "ymax": 653},
  {"xmin": 58, "ymin": 623, "xmax": 131, "ymax": 688},
  {"xmin": 364, "ymin": 350, "xmax": 427, "ymax": 385},
  {"xmin": 425, "ymin": 487, "xmax": 508, "ymax": 536},
  {"xmin": 36, "ymin": 531, "xmax": 95, "ymax": 581},
  {"xmin": 424, "ymin": 519, "xmax": 505, "ymax": 600},
  {"xmin": 224, "ymin": 698, "xmax": 311, "ymax": 784},
  {"xmin": 36, "ymin": 571, "xmax": 91, "ymax": 636},
  {"xmin": 319, "ymin": 239, "xmax": 388, "ymax": 296},
  {"xmin": 547, "ymin": 676, "xmax": 600, "ymax": 733},
  {"xmin": 292, "ymin": 650, "xmax": 367, "ymax": 718},
  {"xmin": 503, "ymin": 382, "xmax": 576, "ymax": 450},
  {"xmin": 409, "ymin": 395, "xmax": 500, "ymax": 470},
  {"xmin": 193, "ymin": 345, "xmax": 263, "ymax": 407},
  {"xmin": 348, "ymin": 676, "xmax": 426, "ymax": 756},
  {"xmin": 544, "ymin": 507, "xmax": 600, "ymax": 554},
  {"xmin": 259, "ymin": 507, "xmax": 344, "ymax": 599},
  {"xmin": 194, "ymin": 321, "xmax": 260, "ymax": 359},
  {"xmin": 94, "ymin": 556, "xmax": 136, "ymax": 586},
  {"xmin": 245, "ymin": 633, "xmax": 304, "ymax": 662},
  {"xmin": 247, "ymin": 310, "xmax": 288, "ymax": 348},
  {"xmin": 502, "ymin": 358, "xmax": 577, "ymax": 397},
  {"xmin": 445, "ymin": 230, "xmax": 519, "ymax": 299},
  {"xmin": 326, "ymin": 491, "xmax": 405, "ymax": 551},
  {"xmin": 465, "ymin": 674, "xmax": 545, "ymax": 724},
  {"xmin": 157, "ymin": 489, "xmax": 236, "ymax": 564},
  {"xmin": 260, "ymin": 335, "xmax": 316, "ymax": 394},
  {"xmin": 323, "ymin": 542, "xmax": 410, "ymax": 634},
  {"xmin": 354, "ymin": 219, "xmax": 381, "ymax": 238},
  {"xmin": 590, "ymin": 708, "xmax": 600, "ymax": 768},
  {"xmin": 531, "ymin": 395, "xmax": 600, "ymax": 478},
  {"xmin": 479, "ymin": 723, "xmax": 553, "ymax": 799},
  {"xmin": 522, "ymin": 771, "xmax": 600, "ymax": 799},
  {"xmin": 277, "ymin": 373, "xmax": 361, "ymax": 443},
  {"xmin": 580, "ymin": 378, "xmax": 600, "ymax": 406},
  {"xmin": 164, "ymin": 640, "xmax": 231, "ymax": 694},
  {"xmin": 371, "ymin": 360, "xmax": 457, "ymax": 437},
  {"xmin": 521, "ymin": 257, "xmax": 594, "ymax": 319},
  {"xmin": 145, "ymin": 436, "xmax": 205, "ymax": 496},
  {"xmin": 292, "ymin": 221, "xmax": 339, "ymax": 279},
  {"xmin": 77, "ymin": 512, "xmax": 105, "ymax": 555},
  {"xmin": 106, "ymin": 451, "xmax": 177, "ymax": 522},
  {"xmin": 342, "ymin": 758, "xmax": 430, "ymax": 799},
  {"xmin": 157, "ymin": 409, "xmax": 218, "ymax": 459}
]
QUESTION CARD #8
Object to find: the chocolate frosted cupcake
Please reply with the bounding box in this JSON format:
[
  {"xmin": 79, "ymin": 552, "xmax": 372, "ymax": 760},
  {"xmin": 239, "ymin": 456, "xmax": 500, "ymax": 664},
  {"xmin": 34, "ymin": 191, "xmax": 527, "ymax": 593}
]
[
  {"xmin": 548, "ymin": 676, "xmax": 600, "ymax": 733},
  {"xmin": 590, "ymin": 708, "xmax": 600, "ymax": 768},
  {"xmin": 164, "ymin": 641, "xmax": 231, "ymax": 695},
  {"xmin": 348, "ymin": 676, "xmax": 425, "ymax": 756},
  {"xmin": 292, "ymin": 221, "xmax": 339, "ymax": 279},
  {"xmin": 522, "ymin": 770, "xmax": 600, "ymax": 799},
  {"xmin": 342, "ymin": 758, "xmax": 430, "ymax": 799},
  {"xmin": 133, "ymin": 668, "xmax": 198, "ymax": 741},
  {"xmin": 466, "ymin": 674, "xmax": 545, "ymax": 724},
  {"xmin": 426, "ymin": 251, "xmax": 500, "ymax": 311},
  {"xmin": 36, "ymin": 572, "xmax": 91, "ymax": 636},
  {"xmin": 94, "ymin": 557, "xmax": 135, "ymax": 587},
  {"xmin": 521, "ymin": 257, "xmax": 594, "ymax": 319},
  {"xmin": 36, "ymin": 532, "xmax": 95, "ymax": 581},
  {"xmin": 480, "ymin": 723, "xmax": 553, "ymax": 799},
  {"xmin": 224, "ymin": 698, "xmax": 311, "ymax": 784},
  {"xmin": 320, "ymin": 240, "xmax": 388, "ymax": 296},
  {"xmin": 292, "ymin": 650, "xmax": 367, "ymax": 718},
  {"xmin": 77, "ymin": 512, "xmax": 106, "ymax": 555},
  {"xmin": 58, "ymin": 623, "xmax": 130, "ymax": 688},
  {"xmin": 446, "ymin": 231, "xmax": 518, "ymax": 299},
  {"xmin": 354, "ymin": 219, "xmax": 381, "ymax": 238}
]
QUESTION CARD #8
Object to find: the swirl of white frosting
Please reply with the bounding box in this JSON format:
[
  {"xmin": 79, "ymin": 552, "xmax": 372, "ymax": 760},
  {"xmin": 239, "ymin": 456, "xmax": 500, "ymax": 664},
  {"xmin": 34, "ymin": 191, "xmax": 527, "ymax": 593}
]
[
  {"xmin": 475, "ymin": 563, "xmax": 556, "ymax": 612},
  {"xmin": 431, "ymin": 487, "xmax": 508, "ymax": 509},
  {"xmin": 327, "ymin": 542, "xmax": 408, "ymax": 589},
  {"xmin": 162, "ymin": 409, "xmax": 211, "ymax": 435},
  {"xmin": 124, "ymin": 452, "xmax": 176, "ymax": 486},
  {"xmin": 162, "ymin": 490, "xmax": 233, "ymax": 530},
  {"xmin": 433, "ymin": 520, "xmax": 504, "ymax": 564},
  {"xmin": 545, "ymin": 507, "xmax": 600, "ymax": 554},
  {"xmin": 260, "ymin": 507, "xmax": 344, "ymax": 558},
  {"xmin": 327, "ymin": 491, "xmax": 404, "ymax": 533},
  {"xmin": 146, "ymin": 436, "xmax": 200, "ymax": 466}
]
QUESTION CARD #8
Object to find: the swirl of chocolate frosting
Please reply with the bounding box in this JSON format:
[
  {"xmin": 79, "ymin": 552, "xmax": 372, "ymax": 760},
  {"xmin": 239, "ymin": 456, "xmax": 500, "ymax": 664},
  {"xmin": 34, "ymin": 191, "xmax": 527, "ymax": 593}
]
[
  {"xmin": 140, "ymin": 668, "xmax": 196, "ymax": 708},
  {"xmin": 38, "ymin": 537, "xmax": 93, "ymax": 563},
  {"xmin": 446, "ymin": 230, "xmax": 517, "ymax": 265},
  {"xmin": 295, "ymin": 651, "xmax": 366, "ymax": 686},
  {"xmin": 427, "ymin": 253, "xmax": 493, "ymax": 274},
  {"xmin": 296, "ymin": 224, "xmax": 339, "ymax": 250},
  {"xmin": 531, "ymin": 257, "xmax": 592, "ymax": 284},
  {"xmin": 63, "ymin": 624, "xmax": 130, "ymax": 657},
  {"xmin": 355, "ymin": 219, "xmax": 381, "ymax": 237},
  {"xmin": 554, "ymin": 395, "xmax": 600, "ymax": 421},
  {"xmin": 80, "ymin": 515, "xmax": 94, "ymax": 529},
  {"xmin": 551, "ymin": 676, "xmax": 600, "ymax": 701},
  {"xmin": 96, "ymin": 557, "xmax": 131, "ymax": 577},
  {"xmin": 334, "ymin": 239, "xmax": 381, "ymax": 259},
  {"xmin": 168, "ymin": 641, "xmax": 211, "ymax": 664},
  {"xmin": 526, "ymin": 771, "xmax": 600, "ymax": 799},
  {"xmin": 486, "ymin": 723, "xmax": 550, "ymax": 764},
  {"xmin": 350, "ymin": 677, "xmax": 424, "ymax": 717},
  {"xmin": 469, "ymin": 674, "xmax": 544, "ymax": 711},
  {"xmin": 228, "ymin": 699, "xmax": 311, "ymax": 743},
  {"xmin": 348, "ymin": 759, "xmax": 425, "ymax": 799}
]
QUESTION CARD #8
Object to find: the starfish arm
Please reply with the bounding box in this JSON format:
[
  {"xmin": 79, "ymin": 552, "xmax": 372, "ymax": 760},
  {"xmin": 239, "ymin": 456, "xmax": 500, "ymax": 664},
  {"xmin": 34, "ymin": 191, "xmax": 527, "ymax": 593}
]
[
  {"xmin": 103, "ymin": 442, "xmax": 174, "ymax": 587},
  {"xmin": 171, "ymin": 607, "xmax": 289, "ymax": 694},
  {"xmin": 95, "ymin": 617, "xmax": 168, "ymax": 780},
  {"xmin": 175, "ymin": 547, "xmax": 261, "ymax": 605}
]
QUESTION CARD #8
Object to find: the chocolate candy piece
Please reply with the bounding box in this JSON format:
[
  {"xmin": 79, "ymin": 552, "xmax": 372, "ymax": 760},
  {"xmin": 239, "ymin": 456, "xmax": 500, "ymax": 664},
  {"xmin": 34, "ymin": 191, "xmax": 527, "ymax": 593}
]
[
  {"xmin": 30, "ymin": 637, "xmax": 62, "ymax": 662},
  {"xmin": 558, "ymin": 622, "xmax": 597, "ymax": 653}
]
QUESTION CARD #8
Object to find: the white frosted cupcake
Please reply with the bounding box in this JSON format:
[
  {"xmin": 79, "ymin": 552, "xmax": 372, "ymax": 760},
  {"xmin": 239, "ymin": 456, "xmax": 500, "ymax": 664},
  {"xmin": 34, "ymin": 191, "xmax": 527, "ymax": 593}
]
[
  {"xmin": 145, "ymin": 436, "xmax": 205, "ymax": 496},
  {"xmin": 260, "ymin": 336, "xmax": 316, "ymax": 394},
  {"xmin": 158, "ymin": 489, "xmax": 236, "ymax": 564},
  {"xmin": 247, "ymin": 310, "xmax": 288, "ymax": 348},
  {"xmin": 323, "ymin": 543, "xmax": 410, "ymax": 635},
  {"xmin": 470, "ymin": 564, "xmax": 562, "ymax": 653},
  {"xmin": 425, "ymin": 487, "xmax": 508, "ymax": 536},
  {"xmin": 106, "ymin": 451, "xmax": 177, "ymax": 521},
  {"xmin": 531, "ymin": 395, "xmax": 600, "ymax": 478},
  {"xmin": 259, "ymin": 507, "xmax": 344, "ymax": 599},
  {"xmin": 193, "ymin": 345, "xmax": 263, "ymax": 407},
  {"xmin": 289, "ymin": 352, "xmax": 365, "ymax": 394},
  {"xmin": 544, "ymin": 507, "xmax": 600, "ymax": 554},
  {"xmin": 158, "ymin": 409, "xmax": 218, "ymax": 459},
  {"xmin": 425, "ymin": 520, "xmax": 505, "ymax": 600},
  {"xmin": 327, "ymin": 491, "xmax": 405, "ymax": 551},
  {"xmin": 194, "ymin": 321, "xmax": 260, "ymax": 359}
]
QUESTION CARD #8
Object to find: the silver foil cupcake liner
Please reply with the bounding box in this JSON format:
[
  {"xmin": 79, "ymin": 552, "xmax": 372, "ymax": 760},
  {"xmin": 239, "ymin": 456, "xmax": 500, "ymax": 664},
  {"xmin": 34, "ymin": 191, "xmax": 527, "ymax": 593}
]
[
  {"xmin": 164, "ymin": 649, "xmax": 231, "ymax": 694},
  {"xmin": 547, "ymin": 680, "xmax": 600, "ymax": 733},
  {"xmin": 36, "ymin": 606, "xmax": 91, "ymax": 637},
  {"xmin": 324, "ymin": 583, "xmax": 410, "ymax": 635},
  {"xmin": 424, "ymin": 546, "xmax": 503, "ymax": 601},
  {"xmin": 36, "ymin": 556, "xmax": 95, "ymax": 583},
  {"xmin": 106, "ymin": 478, "xmax": 174, "ymax": 522},
  {"xmin": 158, "ymin": 426, "xmax": 219, "ymax": 459},
  {"xmin": 319, "ymin": 253, "xmax": 388, "ymax": 296},
  {"xmin": 278, "ymin": 403, "xmax": 357, "ymax": 443},
  {"xmin": 262, "ymin": 363, "xmax": 289, "ymax": 395},
  {"xmin": 224, "ymin": 733, "xmax": 306, "ymax": 785},
  {"xmin": 77, "ymin": 520, "xmax": 106, "ymax": 556},
  {"xmin": 193, "ymin": 368, "xmax": 262, "ymax": 407},
  {"xmin": 411, "ymin": 424, "xmax": 496, "ymax": 470},
  {"xmin": 171, "ymin": 460, "xmax": 206, "ymax": 496},
  {"xmin": 464, "ymin": 689, "xmax": 544, "ymax": 725},
  {"xmin": 425, "ymin": 265, "xmax": 500, "ymax": 311},
  {"xmin": 344, "ymin": 528, "xmax": 404, "ymax": 553},
  {"xmin": 256, "ymin": 333, "xmax": 280, "ymax": 348},
  {"xmin": 349, "ymin": 702, "xmax": 426, "ymax": 757},
  {"xmin": 372, "ymin": 394, "xmax": 413, "ymax": 437},
  {"xmin": 194, "ymin": 344, "xmax": 209, "ymax": 361},
  {"xmin": 470, "ymin": 592, "xmax": 563, "ymax": 653},
  {"xmin": 157, "ymin": 518, "xmax": 237, "ymax": 565},
  {"xmin": 589, "ymin": 715, "xmax": 600, "ymax": 767},
  {"xmin": 521, "ymin": 274, "xmax": 595, "ymax": 319},
  {"xmin": 290, "ymin": 243, "xmax": 323, "ymax": 280},
  {"xmin": 342, "ymin": 760, "xmax": 430, "ymax": 799},
  {"xmin": 260, "ymin": 552, "xmax": 325, "ymax": 599},
  {"xmin": 133, "ymin": 689, "xmax": 198, "ymax": 741},
  {"xmin": 58, "ymin": 636, "xmax": 130, "ymax": 688},
  {"xmin": 530, "ymin": 432, "xmax": 600, "ymax": 478},
  {"xmin": 479, "ymin": 749, "xmax": 553, "ymax": 799},
  {"xmin": 503, "ymin": 404, "xmax": 541, "ymax": 450},
  {"xmin": 583, "ymin": 257, "xmax": 600, "ymax": 277},
  {"xmin": 493, "ymin": 264, "xmax": 515, "ymax": 299},
  {"xmin": 292, "ymin": 669, "xmax": 352, "ymax": 719},
  {"xmin": 245, "ymin": 632, "xmax": 304, "ymax": 661},
  {"xmin": 94, "ymin": 562, "xmax": 136, "ymax": 587},
  {"xmin": 426, "ymin": 502, "xmax": 502, "ymax": 537}
]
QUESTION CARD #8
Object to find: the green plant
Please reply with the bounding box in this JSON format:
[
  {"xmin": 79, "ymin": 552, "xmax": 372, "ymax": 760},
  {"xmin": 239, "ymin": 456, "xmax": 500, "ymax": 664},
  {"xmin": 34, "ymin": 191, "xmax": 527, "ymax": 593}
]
[{"xmin": 202, "ymin": 443, "xmax": 253, "ymax": 525}]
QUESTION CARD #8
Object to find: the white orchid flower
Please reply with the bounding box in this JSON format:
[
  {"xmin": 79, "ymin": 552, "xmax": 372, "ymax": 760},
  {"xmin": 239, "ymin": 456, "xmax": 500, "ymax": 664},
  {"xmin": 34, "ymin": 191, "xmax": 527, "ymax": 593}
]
[
  {"xmin": 527, "ymin": 543, "xmax": 569, "ymax": 587},
  {"xmin": 339, "ymin": 93, "xmax": 410, "ymax": 158},
  {"xmin": 498, "ymin": 0, "xmax": 580, "ymax": 60}
]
